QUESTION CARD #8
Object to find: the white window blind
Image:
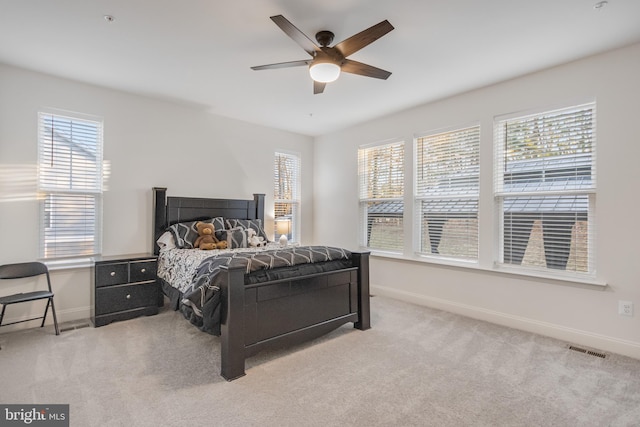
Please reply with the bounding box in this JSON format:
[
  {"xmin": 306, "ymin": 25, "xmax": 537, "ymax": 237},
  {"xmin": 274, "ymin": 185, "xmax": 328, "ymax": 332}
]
[
  {"xmin": 274, "ymin": 152, "xmax": 300, "ymax": 242},
  {"xmin": 415, "ymin": 126, "xmax": 480, "ymax": 261},
  {"xmin": 358, "ymin": 141, "xmax": 404, "ymax": 252},
  {"xmin": 494, "ymin": 103, "xmax": 596, "ymax": 275},
  {"xmin": 38, "ymin": 112, "xmax": 103, "ymax": 259}
]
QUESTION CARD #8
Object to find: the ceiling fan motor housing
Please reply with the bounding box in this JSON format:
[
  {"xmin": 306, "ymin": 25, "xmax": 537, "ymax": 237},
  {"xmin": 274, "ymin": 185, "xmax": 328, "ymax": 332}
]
[{"xmin": 315, "ymin": 30, "xmax": 335, "ymax": 47}]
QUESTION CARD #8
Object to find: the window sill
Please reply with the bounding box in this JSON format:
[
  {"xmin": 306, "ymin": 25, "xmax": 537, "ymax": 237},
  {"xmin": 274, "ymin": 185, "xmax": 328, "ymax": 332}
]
[
  {"xmin": 367, "ymin": 250, "xmax": 607, "ymax": 289},
  {"xmin": 44, "ymin": 257, "xmax": 94, "ymax": 271}
]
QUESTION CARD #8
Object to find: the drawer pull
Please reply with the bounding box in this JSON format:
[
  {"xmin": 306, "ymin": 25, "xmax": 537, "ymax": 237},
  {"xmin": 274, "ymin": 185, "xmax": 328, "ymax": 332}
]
[
  {"xmin": 126, "ymin": 294, "xmax": 131, "ymax": 300},
  {"xmin": 110, "ymin": 272, "xmax": 116, "ymax": 277},
  {"xmin": 141, "ymin": 268, "xmax": 146, "ymax": 273}
]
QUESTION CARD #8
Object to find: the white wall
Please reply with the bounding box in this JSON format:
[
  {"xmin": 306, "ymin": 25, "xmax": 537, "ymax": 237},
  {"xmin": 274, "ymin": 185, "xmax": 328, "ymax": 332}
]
[
  {"xmin": 0, "ymin": 63, "xmax": 313, "ymax": 329},
  {"xmin": 314, "ymin": 43, "xmax": 640, "ymax": 359}
]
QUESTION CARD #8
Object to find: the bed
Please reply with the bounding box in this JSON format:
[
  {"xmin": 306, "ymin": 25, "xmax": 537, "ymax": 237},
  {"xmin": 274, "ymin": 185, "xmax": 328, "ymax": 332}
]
[{"xmin": 152, "ymin": 187, "xmax": 370, "ymax": 381}]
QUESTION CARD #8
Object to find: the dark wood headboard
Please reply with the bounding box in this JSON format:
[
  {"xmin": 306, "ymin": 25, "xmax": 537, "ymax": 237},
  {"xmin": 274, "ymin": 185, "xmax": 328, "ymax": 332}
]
[{"xmin": 152, "ymin": 187, "xmax": 265, "ymax": 255}]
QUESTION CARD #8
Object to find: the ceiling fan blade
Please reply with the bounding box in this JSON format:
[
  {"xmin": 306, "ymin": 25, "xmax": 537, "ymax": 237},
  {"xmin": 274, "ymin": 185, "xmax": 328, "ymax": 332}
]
[
  {"xmin": 334, "ymin": 20, "xmax": 394, "ymax": 57},
  {"xmin": 341, "ymin": 59, "xmax": 392, "ymax": 80},
  {"xmin": 313, "ymin": 81, "xmax": 326, "ymax": 94},
  {"xmin": 270, "ymin": 15, "xmax": 320, "ymax": 57},
  {"xmin": 251, "ymin": 59, "xmax": 311, "ymax": 71}
]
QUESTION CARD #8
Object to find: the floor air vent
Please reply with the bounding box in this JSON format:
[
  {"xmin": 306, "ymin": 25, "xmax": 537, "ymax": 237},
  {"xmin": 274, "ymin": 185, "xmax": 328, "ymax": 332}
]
[
  {"xmin": 568, "ymin": 345, "xmax": 607, "ymax": 359},
  {"xmin": 60, "ymin": 322, "xmax": 91, "ymax": 333}
]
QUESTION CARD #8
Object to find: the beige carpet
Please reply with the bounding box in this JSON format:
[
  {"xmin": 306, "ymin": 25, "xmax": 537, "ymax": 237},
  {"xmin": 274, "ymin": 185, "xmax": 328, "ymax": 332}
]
[{"xmin": 1, "ymin": 296, "xmax": 639, "ymax": 427}]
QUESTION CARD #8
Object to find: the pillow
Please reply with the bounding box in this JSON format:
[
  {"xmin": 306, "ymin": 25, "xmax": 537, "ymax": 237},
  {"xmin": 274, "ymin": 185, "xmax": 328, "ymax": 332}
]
[
  {"xmin": 168, "ymin": 217, "xmax": 224, "ymax": 249},
  {"xmin": 218, "ymin": 227, "xmax": 248, "ymax": 249},
  {"xmin": 210, "ymin": 217, "xmax": 225, "ymax": 232},
  {"xmin": 156, "ymin": 231, "xmax": 176, "ymax": 250},
  {"xmin": 225, "ymin": 218, "xmax": 269, "ymax": 242}
]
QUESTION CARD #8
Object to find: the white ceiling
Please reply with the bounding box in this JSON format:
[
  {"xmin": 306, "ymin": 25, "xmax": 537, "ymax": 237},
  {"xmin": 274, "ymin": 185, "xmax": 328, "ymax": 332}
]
[{"xmin": 1, "ymin": 0, "xmax": 639, "ymax": 137}]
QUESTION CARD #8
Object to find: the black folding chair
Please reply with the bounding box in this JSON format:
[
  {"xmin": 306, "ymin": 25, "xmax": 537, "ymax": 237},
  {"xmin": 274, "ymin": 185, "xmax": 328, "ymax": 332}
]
[{"xmin": 0, "ymin": 262, "xmax": 60, "ymax": 336}]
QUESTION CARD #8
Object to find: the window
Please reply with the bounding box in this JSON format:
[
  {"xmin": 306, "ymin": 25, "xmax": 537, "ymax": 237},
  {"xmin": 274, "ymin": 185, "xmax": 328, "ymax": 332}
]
[
  {"xmin": 494, "ymin": 103, "xmax": 596, "ymax": 275},
  {"xmin": 358, "ymin": 141, "xmax": 404, "ymax": 252},
  {"xmin": 415, "ymin": 126, "xmax": 480, "ymax": 262},
  {"xmin": 38, "ymin": 112, "xmax": 103, "ymax": 259},
  {"xmin": 274, "ymin": 151, "xmax": 300, "ymax": 243}
]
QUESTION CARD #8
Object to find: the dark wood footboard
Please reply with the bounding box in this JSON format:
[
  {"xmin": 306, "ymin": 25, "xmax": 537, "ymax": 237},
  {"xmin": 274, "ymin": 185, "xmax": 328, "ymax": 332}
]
[{"xmin": 219, "ymin": 251, "xmax": 371, "ymax": 381}]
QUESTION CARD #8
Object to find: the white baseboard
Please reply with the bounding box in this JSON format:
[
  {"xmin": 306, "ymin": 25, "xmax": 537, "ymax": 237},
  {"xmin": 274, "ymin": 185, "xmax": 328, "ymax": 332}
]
[
  {"xmin": 0, "ymin": 306, "xmax": 91, "ymax": 334},
  {"xmin": 372, "ymin": 284, "xmax": 640, "ymax": 360}
]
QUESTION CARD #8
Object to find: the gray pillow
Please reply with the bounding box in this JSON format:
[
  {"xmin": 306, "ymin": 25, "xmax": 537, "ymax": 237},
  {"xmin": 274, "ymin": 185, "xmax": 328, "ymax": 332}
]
[
  {"xmin": 219, "ymin": 227, "xmax": 248, "ymax": 249},
  {"xmin": 225, "ymin": 218, "xmax": 269, "ymax": 242},
  {"xmin": 168, "ymin": 217, "xmax": 224, "ymax": 249}
]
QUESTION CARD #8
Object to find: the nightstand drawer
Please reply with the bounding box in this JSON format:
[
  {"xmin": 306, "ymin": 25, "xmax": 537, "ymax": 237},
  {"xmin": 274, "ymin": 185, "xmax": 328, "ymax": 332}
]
[
  {"xmin": 95, "ymin": 282, "xmax": 158, "ymax": 316},
  {"xmin": 129, "ymin": 260, "xmax": 157, "ymax": 283},
  {"xmin": 95, "ymin": 262, "xmax": 128, "ymax": 287}
]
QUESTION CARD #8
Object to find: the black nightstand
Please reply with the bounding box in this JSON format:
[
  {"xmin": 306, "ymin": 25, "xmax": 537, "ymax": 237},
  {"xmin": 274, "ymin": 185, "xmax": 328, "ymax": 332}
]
[{"xmin": 90, "ymin": 253, "xmax": 159, "ymax": 327}]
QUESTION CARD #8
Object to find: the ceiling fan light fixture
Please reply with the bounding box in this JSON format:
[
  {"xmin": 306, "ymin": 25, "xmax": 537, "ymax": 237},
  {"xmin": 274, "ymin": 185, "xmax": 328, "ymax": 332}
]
[
  {"xmin": 309, "ymin": 62, "xmax": 341, "ymax": 83},
  {"xmin": 251, "ymin": 15, "xmax": 394, "ymax": 93}
]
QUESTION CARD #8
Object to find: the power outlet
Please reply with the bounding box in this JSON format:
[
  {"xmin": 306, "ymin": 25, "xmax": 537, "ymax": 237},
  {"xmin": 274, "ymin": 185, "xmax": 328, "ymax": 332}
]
[{"xmin": 619, "ymin": 301, "xmax": 633, "ymax": 317}]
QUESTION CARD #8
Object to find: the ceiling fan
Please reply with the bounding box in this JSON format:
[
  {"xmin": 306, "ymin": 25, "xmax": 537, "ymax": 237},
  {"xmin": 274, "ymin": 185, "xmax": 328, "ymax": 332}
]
[{"xmin": 251, "ymin": 15, "xmax": 394, "ymax": 94}]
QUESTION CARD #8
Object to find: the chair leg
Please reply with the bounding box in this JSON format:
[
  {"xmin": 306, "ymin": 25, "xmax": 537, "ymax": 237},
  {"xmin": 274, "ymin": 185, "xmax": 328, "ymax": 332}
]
[
  {"xmin": 49, "ymin": 298, "xmax": 60, "ymax": 336},
  {"xmin": 0, "ymin": 304, "xmax": 6, "ymax": 327},
  {"xmin": 41, "ymin": 299, "xmax": 51, "ymax": 328}
]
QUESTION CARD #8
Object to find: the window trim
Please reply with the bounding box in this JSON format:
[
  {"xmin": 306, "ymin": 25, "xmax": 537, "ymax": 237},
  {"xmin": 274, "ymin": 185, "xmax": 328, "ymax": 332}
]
[
  {"xmin": 370, "ymin": 250, "xmax": 606, "ymax": 288},
  {"xmin": 274, "ymin": 150, "xmax": 301, "ymax": 243},
  {"xmin": 356, "ymin": 99, "xmax": 604, "ymax": 288},
  {"xmin": 358, "ymin": 139, "xmax": 405, "ymax": 253},
  {"xmin": 493, "ymin": 101, "xmax": 597, "ymax": 279},
  {"xmin": 413, "ymin": 123, "xmax": 481, "ymax": 264},
  {"xmin": 37, "ymin": 109, "xmax": 104, "ymax": 262}
]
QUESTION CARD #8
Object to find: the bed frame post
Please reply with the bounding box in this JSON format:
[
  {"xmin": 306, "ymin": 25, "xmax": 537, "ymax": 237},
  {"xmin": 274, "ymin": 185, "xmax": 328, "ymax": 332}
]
[
  {"xmin": 253, "ymin": 193, "xmax": 265, "ymax": 221},
  {"xmin": 219, "ymin": 264, "xmax": 247, "ymax": 381},
  {"xmin": 352, "ymin": 251, "xmax": 371, "ymax": 330},
  {"xmin": 152, "ymin": 187, "xmax": 167, "ymax": 255}
]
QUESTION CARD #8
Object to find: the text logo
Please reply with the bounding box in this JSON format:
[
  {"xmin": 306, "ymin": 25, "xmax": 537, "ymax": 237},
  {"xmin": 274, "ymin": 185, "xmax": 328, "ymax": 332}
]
[{"xmin": 0, "ymin": 405, "xmax": 68, "ymax": 427}]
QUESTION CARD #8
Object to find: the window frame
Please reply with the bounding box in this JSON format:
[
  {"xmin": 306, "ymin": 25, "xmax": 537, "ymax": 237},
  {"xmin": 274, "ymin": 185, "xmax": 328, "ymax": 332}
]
[
  {"xmin": 414, "ymin": 124, "xmax": 481, "ymax": 264},
  {"xmin": 37, "ymin": 110, "xmax": 104, "ymax": 262},
  {"xmin": 274, "ymin": 150, "xmax": 301, "ymax": 243},
  {"xmin": 355, "ymin": 100, "xmax": 603, "ymax": 287},
  {"xmin": 493, "ymin": 102, "xmax": 597, "ymax": 279},
  {"xmin": 358, "ymin": 140, "xmax": 405, "ymax": 253}
]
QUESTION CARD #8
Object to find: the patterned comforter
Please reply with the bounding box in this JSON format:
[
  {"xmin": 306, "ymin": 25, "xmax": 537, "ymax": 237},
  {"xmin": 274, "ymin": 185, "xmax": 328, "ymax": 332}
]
[
  {"xmin": 158, "ymin": 243, "xmax": 282, "ymax": 294},
  {"xmin": 158, "ymin": 245, "xmax": 352, "ymax": 334}
]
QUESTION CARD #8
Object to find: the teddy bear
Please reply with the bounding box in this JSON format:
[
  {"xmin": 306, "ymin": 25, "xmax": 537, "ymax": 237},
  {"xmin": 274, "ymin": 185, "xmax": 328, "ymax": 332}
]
[
  {"xmin": 194, "ymin": 221, "xmax": 228, "ymax": 250},
  {"xmin": 246, "ymin": 228, "xmax": 266, "ymax": 248}
]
